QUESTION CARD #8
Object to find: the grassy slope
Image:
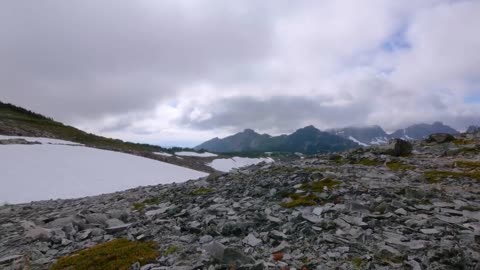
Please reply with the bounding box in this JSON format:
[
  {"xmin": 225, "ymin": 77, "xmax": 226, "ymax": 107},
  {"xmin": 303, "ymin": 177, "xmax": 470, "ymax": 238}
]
[{"xmin": 0, "ymin": 101, "xmax": 215, "ymax": 172}]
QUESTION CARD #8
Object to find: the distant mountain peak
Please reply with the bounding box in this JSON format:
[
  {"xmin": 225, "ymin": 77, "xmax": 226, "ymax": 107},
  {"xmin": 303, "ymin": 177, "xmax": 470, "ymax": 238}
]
[
  {"xmin": 295, "ymin": 125, "xmax": 319, "ymax": 133},
  {"xmin": 195, "ymin": 125, "xmax": 357, "ymax": 154},
  {"xmin": 242, "ymin": 128, "xmax": 257, "ymax": 134},
  {"xmin": 389, "ymin": 121, "xmax": 458, "ymax": 140}
]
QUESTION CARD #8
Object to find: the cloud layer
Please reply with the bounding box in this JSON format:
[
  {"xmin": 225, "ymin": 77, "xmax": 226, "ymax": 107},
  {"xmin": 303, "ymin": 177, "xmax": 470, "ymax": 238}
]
[{"xmin": 1, "ymin": 0, "xmax": 479, "ymax": 146}]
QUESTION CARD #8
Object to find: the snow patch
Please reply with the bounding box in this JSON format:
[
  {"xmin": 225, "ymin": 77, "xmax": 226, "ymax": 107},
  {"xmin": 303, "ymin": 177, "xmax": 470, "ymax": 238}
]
[
  {"xmin": 0, "ymin": 144, "xmax": 207, "ymax": 204},
  {"xmin": 175, "ymin": 151, "xmax": 218, "ymax": 157},
  {"xmin": 208, "ymin": 157, "xmax": 274, "ymax": 172},
  {"xmin": 370, "ymin": 137, "xmax": 388, "ymax": 145},
  {"xmin": 153, "ymin": 152, "xmax": 173, "ymax": 157},
  {"xmin": 0, "ymin": 135, "xmax": 82, "ymax": 145},
  {"xmin": 348, "ymin": 136, "xmax": 368, "ymax": 147}
]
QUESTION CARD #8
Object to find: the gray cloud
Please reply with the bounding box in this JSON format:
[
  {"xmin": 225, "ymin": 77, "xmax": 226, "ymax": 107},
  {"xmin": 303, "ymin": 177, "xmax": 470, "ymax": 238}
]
[
  {"xmin": 0, "ymin": 1, "xmax": 274, "ymax": 121},
  {"xmin": 179, "ymin": 95, "xmax": 372, "ymax": 133},
  {"xmin": 1, "ymin": 0, "xmax": 479, "ymax": 145}
]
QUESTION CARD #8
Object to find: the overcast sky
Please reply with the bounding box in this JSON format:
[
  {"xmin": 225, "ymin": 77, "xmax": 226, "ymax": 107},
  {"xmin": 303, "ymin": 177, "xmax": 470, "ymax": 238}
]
[{"xmin": 1, "ymin": 0, "xmax": 479, "ymax": 146}]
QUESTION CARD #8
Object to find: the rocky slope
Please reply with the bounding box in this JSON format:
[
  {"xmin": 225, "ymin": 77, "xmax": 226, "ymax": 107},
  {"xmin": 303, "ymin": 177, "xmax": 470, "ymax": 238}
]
[{"xmin": 1, "ymin": 131, "xmax": 480, "ymax": 269}]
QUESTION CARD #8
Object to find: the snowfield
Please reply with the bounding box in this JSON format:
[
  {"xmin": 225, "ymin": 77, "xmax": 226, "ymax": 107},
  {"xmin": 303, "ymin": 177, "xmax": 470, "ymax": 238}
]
[
  {"xmin": 348, "ymin": 136, "xmax": 368, "ymax": 147},
  {"xmin": 175, "ymin": 151, "xmax": 218, "ymax": 157},
  {"xmin": 208, "ymin": 157, "xmax": 274, "ymax": 172},
  {"xmin": 0, "ymin": 135, "xmax": 83, "ymax": 145},
  {"xmin": 0, "ymin": 144, "xmax": 208, "ymax": 204},
  {"xmin": 153, "ymin": 152, "xmax": 173, "ymax": 157}
]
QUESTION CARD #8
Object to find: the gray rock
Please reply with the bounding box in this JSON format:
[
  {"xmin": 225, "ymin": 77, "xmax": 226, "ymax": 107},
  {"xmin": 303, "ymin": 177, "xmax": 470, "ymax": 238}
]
[
  {"xmin": 302, "ymin": 214, "xmax": 324, "ymax": 224},
  {"xmin": 266, "ymin": 215, "xmax": 282, "ymax": 224},
  {"xmin": 105, "ymin": 223, "xmax": 131, "ymax": 233},
  {"xmin": 243, "ymin": 233, "xmax": 262, "ymax": 247},
  {"xmin": 199, "ymin": 235, "xmax": 213, "ymax": 244},
  {"xmin": 382, "ymin": 138, "xmax": 413, "ymax": 156},
  {"xmin": 420, "ymin": 228, "xmax": 440, "ymax": 235},
  {"xmin": 426, "ymin": 133, "xmax": 455, "ymax": 144},
  {"xmin": 270, "ymin": 230, "xmax": 288, "ymax": 239},
  {"xmin": 312, "ymin": 207, "xmax": 324, "ymax": 216},
  {"xmin": 204, "ymin": 241, "xmax": 254, "ymax": 265},
  {"xmin": 105, "ymin": 218, "xmax": 125, "ymax": 227},
  {"xmin": 0, "ymin": 255, "xmax": 23, "ymax": 265},
  {"xmin": 220, "ymin": 222, "xmax": 245, "ymax": 236},
  {"xmin": 25, "ymin": 226, "xmax": 51, "ymax": 241},
  {"xmin": 85, "ymin": 213, "xmax": 108, "ymax": 225},
  {"xmin": 76, "ymin": 229, "xmax": 92, "ymax": 241},
  {"xmin": 145, "ymin": 203, "xmax": 172, "ymax": 217},
  {"xmin": 46, "ymin": 216, "xmax": 75, "ymax": 229}
]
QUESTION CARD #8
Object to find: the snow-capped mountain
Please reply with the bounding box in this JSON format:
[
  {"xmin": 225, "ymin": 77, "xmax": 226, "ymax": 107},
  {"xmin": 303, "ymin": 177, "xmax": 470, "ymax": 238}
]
[
  {"xmin": 328, "ymin": 122, "xmax": 459, "ymax": 146},
  {"xmin": 327, "ymin": 125, "xmax": 389, "ymax": 146}
]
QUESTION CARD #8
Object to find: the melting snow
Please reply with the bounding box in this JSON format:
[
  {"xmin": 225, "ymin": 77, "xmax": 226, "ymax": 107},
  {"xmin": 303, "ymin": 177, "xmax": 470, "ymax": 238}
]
[
  {"xmin": 175, "ymin": 151, "xmax": 218, "ymax": 157},
  {"xmin": 348, "ymin": 136, "xmax": 369, "ymax": 147},
  {"xmin": 153, "ymin": 152, "xmax": 173, "ymax": 157},
  {"xmin": 370, "ymin": 137, "xmax": 389, "ymax": 145},
  {"xmin": 0, "ymin": 144, "xmax": 207, "ymax": 204},
  {"xmin": 0, "ymin": 135, "xmax": 83, "ymax": 145},
  {"xmin": 208, "ymin": 157, "xmax": 274, "ymax": 172}
]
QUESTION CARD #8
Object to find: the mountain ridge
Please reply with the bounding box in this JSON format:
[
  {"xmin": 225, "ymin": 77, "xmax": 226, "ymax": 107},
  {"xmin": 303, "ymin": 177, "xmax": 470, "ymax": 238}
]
[
  {"xmin": 196, "ymin": 125, "xmax": 359, "ymax": 154},
  {"xmin": 197, "ymin": 122, "xmax": 461, "ymax": 153}
]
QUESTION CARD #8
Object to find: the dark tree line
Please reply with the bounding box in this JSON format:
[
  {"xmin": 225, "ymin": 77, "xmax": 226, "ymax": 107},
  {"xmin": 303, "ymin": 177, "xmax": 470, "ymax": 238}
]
[{"xmin": 0, "ymin": 100, "xmax": 54, "ymax": 121}]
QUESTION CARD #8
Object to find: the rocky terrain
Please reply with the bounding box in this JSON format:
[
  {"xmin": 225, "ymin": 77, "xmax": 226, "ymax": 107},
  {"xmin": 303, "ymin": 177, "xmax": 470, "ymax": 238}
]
[{"xmin": 1, "ymin": 131, "xmax": 480, "ymax": 269}]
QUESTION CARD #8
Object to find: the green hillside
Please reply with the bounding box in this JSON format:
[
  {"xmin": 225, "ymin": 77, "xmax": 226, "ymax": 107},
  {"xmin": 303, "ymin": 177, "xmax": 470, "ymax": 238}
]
[{"xmin": 0, "ymin": 101, "xmax": 170, "ymax": 153}]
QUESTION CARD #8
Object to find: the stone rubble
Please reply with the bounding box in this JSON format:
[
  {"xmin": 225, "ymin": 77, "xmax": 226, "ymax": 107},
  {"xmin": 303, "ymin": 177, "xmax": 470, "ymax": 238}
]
[{"xmin": 0, "ymin": 132, "xmax": 480, "ymax": 269}]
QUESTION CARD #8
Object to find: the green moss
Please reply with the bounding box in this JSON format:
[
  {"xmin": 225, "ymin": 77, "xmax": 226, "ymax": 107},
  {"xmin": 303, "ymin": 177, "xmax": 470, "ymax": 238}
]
[
  {"xmin": 133, "ymin": 202, "xmax": 145, "ymax": 211},
  {"xmin": 454, "ymin": 160, "xmax": 480, "ymax": 169},
  {"xmin": 164, "ymin": 245, "xmax": 179, "ymax": 255},
  {"xmin": 424, "ymin": 170, "xmax": 480, "ymax": 183},
  {"xmin": 453, "ymin": 138, "xmax": 475, "ymax": 146},
  {"xmin": 386, "ymin": 161, "xmax": 415, "ymax": 171},
  {"xmin": 191, "ymin": 187, "xmax": 214, "ymax": 195},
  {"xmin": 357, "ymin": 159, "xmax": 382, "ymax": 166},
  {"xmin": 281, "ymin": 194, "xmax": 318, "ymax": 208},
  {"xmin": 302, "ymin": 167, "xmax": 328, "ymax": 173},
  {"xmin": 301, "ymin": 178, "xmax": 342, "ymax": 192},
  {"xmin": 350, "ymin": 256, "xmax": 365, "ymax": 269},
  {"xmin": 331, "ymin": 155, "xmax": 349, "ymax": 164},
  {"xmin": 458, "ymin": 147, "xmax": 480, "ymax": 154},
  {"xmin": 143, "ymin": 197, "xmax": 161, "ymax": 205},
  {"xmin": 51, "ymin": 239, "xmax": 158, "ymax": 270},
  {"xmin": 132, "ymin": 197, "xmax": 162, "ymax": 211},
  {"xmin": 269, "ymin": 166, "xmax": 296, "ymax": 175}
]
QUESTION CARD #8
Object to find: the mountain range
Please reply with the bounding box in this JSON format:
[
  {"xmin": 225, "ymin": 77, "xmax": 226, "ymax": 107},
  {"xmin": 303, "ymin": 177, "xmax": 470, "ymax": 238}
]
[
  {"xmin": 195, "ymin": 126, "xmax": 358, "ymax": 155},
  {"xmin": 0, "ymin": 100, "xmax": 467, "ymax": 155},
  {"xmin": 196, "ymin": 122, "xmax": 461, "ymax": 153}
]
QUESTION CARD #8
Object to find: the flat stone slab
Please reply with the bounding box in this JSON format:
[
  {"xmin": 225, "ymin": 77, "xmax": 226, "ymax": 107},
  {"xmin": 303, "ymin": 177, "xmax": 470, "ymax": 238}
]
[{"xmin": 105, "ymin": 223, "xmax": 132, "ymax": 233}]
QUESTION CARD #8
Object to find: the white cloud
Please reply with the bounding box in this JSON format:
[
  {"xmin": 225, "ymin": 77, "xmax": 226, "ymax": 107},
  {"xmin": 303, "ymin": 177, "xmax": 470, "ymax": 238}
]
[{"xmin": 1, "ymin": 0, "xmax": 479, "ymax": 146}]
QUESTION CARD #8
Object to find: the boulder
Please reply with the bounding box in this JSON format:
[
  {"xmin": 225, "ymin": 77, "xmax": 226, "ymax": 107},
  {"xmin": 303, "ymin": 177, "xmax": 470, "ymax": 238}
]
[
  {"xmin": 25, "ymin": 226, "xmax": 52, "ymax": 242},
  {"xmin": 243, "ymin": 233, "xmax": 262, "ymax": 247},
  {"xmin": 382, "ymin": 138, "xmax": 413, "ymax": 156},
  {"xmin": 425, "ymin": 133, "xmax": 455, "ymax": 144},
  {"xmin": 204, "ymin": 241, "xmax": 255, "ymax": 266},
  {"xmin": 85, "ymin": 213, "xmax": 108, "ymax": 225}
]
